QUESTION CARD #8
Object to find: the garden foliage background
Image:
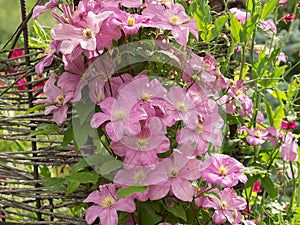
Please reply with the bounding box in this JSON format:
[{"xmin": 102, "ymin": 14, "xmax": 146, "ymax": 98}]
[{"xmin": 0, "ymin": 0, "xmax": 300, "ymax": 225}]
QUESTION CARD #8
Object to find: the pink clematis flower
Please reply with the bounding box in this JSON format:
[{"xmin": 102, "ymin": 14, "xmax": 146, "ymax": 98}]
[
  {"xmin": 279, "ymin": 132, "xmax": 298, "ymax": 162},
  {"xmin": 230, "ymin": 8, "xmax": 250, "ymax": 24},
  {"xmin": 111, "ymin": 10, "xmax": 151, "ymax": 36},
  {"xmin": 142, "ymin": 3, "xmax": 198, "ymax": 46},
  {"xmin": 111, "ymin": 117, "xmax": 170, "ymax": 166},
  {"xmin": 34, "ymin": 73, "xmax": 73, "ymax": 125},
  {"xmin": 200, "ymin": 154, "xmax": 248, "ymax": 188},
  {"xmin": 177, "ymin": 112, "xmax": 224, "ymax": 156},
  {"xmin": 91, "ymin": 95, "xmax": 146, "ymax": 142},
  {"xmin": 32, "ymin": 0, "xmax": 60, "ymax": 19},
  {"xmin": 114, "ymin": 164, "xmax": 168, "ymax": 186},
  {"xmin": 83, "ymin": 183, "xmax": 136, "ymax": 225},
  {"xmin": 279, "ymin": 0, "xmax": 288, "ymax": 3},
  {"xmin": 164, "ymin": 86, "xmax": 198, "ymax": 128},
  {"xmin": 259, "ymin": 19, "xmax": 277, "ymax": 33},
  {"xmin": 201, "ymin": 188, "xmax": 246, "ymax": 224},
  {"xmin": 239, "ymin": 126, "xmax": 277, "ymax": 146},
  {"xmin": 148, "ymin": 145, "xmax": 201, "ymax": 202},
  {"xmin": 51, "ymin": 11, "xmax": 112, "ymax": 56}
]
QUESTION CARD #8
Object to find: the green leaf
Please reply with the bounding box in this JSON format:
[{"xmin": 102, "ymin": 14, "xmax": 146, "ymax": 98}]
[
  {"xmin": 66, "ymin": 180, "xmax": 80, "ymax": 195},
  {"xmin": 27, "ymin": 124, "xmax": 59, "ymax": 139},
  {"xmin": 206, "ymin": 15, "xmax": 228, "ymax": 41},
  {"xmin": 263, "ymin": 98, "xmax": 274, "ymax": 126},
  {"xmin": 261, "ymin": 0, "xmax": 278, "ymax": 20},
  {"xmin": 25, "ymin": 103, "xmax": 50, "ymax": 115},
  {"xmin": 67, "ymin": 171, "xmax": 99, "ymax": 184},
  {"xmin": 229, "ymin": 14, "xmax": 243, "ymax": 44},
  {"xmin": 245, "ymin": 174, "xmax": 260, "ymax": 188},
  {"xmin": 166, "ymin": 204, "xmax": 187, "ymax": 222},
  {"xmin": 261, "ymin": 176, "xmax": 276, "ymax": 199},
  {"xmin": 70, "ymin": 158, "xmax": 89, "ymax": 174},
  {"xmin": 118, "ymin": 185, "xmax": 148, "ymax": 199},
  {"xmin": 62, "ymin": 121, "xmax": 74, "ymax": 147},
  {"xmin": 273, "ymin": 105, "xmax": 285, "ymax": 127},
  {"xmin": 139, "ymin": 202, "xmax": 162, "ymax": 225},
  {"xmin": 41, "ymin": 177, "xmax": 66, "ymax": 191},
  {"xmin": 100, "ymin": 159, "xmax": 123, "ymax": 175}
]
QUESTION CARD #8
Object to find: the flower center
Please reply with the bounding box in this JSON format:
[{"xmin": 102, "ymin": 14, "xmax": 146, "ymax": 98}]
[
  {"xmin": 141, "ymin": 91, "xmax": 151, "ymax": 101},
  {"xmin": 101, "ymin": 196, "xmax": 116, "ymax": 208},
  {"xmin": 169, "ymin": 15, "xmax": 181, "ymax": 25},
  {"xmin": 236, "ymin": 89, "xmax": 243, "ymax": 96},
  {"xmin": 196, "ymin": 122, "xmax": 204, "ymax": 133},
  {"xmin": 127, "ymin": 16, "xmax": 135, "ymax": 27},
  {"xmin": 254, "ymin": 130, "xmax": 262, "ymax": 137},
  {"xmin": 168, "ymin": 167, "xmax": 179, "ymax": 177},
  {"xmin": 114, "ymin": 110, "xmax": 126, "ymax": 119},
  {"xmin": 56, "ymin": 93, "xmax": 65, "ymax": 105},
  {"xmin": 176, "ymin": 102, "xmax": 187, "ymax": 112},
  {"xmin": 219, "ymin": 165, "xmax": 227, "ymax": 176},
  {"xmin": 82, "ymin": 28, "xmax": 93, "ymax": 38},
  {"xmin": 133, "ymin": 170, "xmax": 146, "ymax": 183},
  {"xmin": 220, "ymin": 200, "xmax": 228, "ymax": 209},
  {"xmin": 136, "ymin": 138, "xmax": 149, "ymax": 151}
]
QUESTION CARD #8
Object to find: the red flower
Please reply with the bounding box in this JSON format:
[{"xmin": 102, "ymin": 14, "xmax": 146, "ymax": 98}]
[
  {"xmin": 283, "ymin": 14, "xmax": 296, "ymax": 22},
  {"xmin": 253, "ymin": 181, "xmax": 262, "ymax": 193},
  {"xmin": 10, "ymin": 46, "xmax": 24, "ymax": 59},
  {"xmin": 281, "ymin": 120, "xmax": 297, "ymax": 130}
]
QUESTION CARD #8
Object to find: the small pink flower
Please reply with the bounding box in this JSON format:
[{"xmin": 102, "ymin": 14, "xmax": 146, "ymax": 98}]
[
  {"xmin": 239, "ymin": 126, "xmax": 277, "ymax": 146},
  {"xmin": 279, "ymin": 132, "xmax": 298, "ymax": 162},
  {"xmin": 201, "ymin": 188, "xmax": 246, "ymax": 224},
  {"xmin": 259, "ymin": 19, "xmax": 277, "ymax": 33},
  {"xmin": 32, "ymin": 0, "xmax": 60, "ymax": 19},
  {"xmin": 91, "ymin": 95, "xmax": 146, "ymax": 142},
  {"xmin": 279, "ymin": 0, "xmax": 288, "ymax": 3},
  {"xmin": 281, "ymin": 120, "xmax": 297, "ymax": 130},
  {"xmin": 283, "ymin": 14, "xmax": 296, "ymax": 22},
  {"xmin": 200, "ymin": 154, "xmax": 248, "ymax": 188},
  {"xmin": 111, "ymin": 10, "xmax": 151, "ymax": 36},
  {"xmin": 230, "ymin": 8, "xmax": 250, "ymax": 24},
  {"xmin": 149, "ymin": 145, "xmax": 201, "ymax": 202},
  {"xmin": 142, "ymin": 3, "xmax": 198, "ymax": 46},
  {"xmin": 253, "ymin": 181, "xmax": 262, "ymax": 193},
  {"xmin": 83, "ymin": 183, "xmax": 136, "ymax": 225},
  {"xmin": 110, "ymin": 117, "xmax": 170, "ymax": 166}
]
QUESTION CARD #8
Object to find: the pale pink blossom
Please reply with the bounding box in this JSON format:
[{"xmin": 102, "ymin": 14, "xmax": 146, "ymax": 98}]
[
  {"xmin": 201, "ymin": 188, "xmax": 246, "ymax": 224},
  {"xmin": 51, "ymin": 11, "xmax": 112, "ymax": 56},
  {"xmin": 164, "ymin": 86, "xmax": 198, "ymax": 128},
  {"xmin": 83, "ymin": 184, "xmax": 135, "ymax": 225},
  {"xmin": 111, "ymin": 10, "xmax": 151, "ymax": 35},
  {"xmin": 34, "ymin": 73, "xmax": 73, "ymax": 125},
  {"xmin": 279, "ymin": 0, "xmax": 288, "ymax": 3},
  {"xmin": 200, "ymin": 154, "xmax": 247, "ymax": 188},
  {"xmin": 259, "ymin": 19, "xmax": 277, "ymax": 33},
  {"xmin": 239, "ymin": 126, "xmax": 277, "ymax": 146},
  {"xmin": 149, "ymin": 145, "xmax": 201, "ymax": 202},
  {"xmin": 91, "ymin": 95, "xmax": 146, "ymax": 142},
  {"xmin": 230, "ymin": 8, "xmax": 250, "ymax": 24},
  {"xmin": 111, "ymin": 117, "xmax": 170, "ymax": 166},
  {"xmin": 142, "ymin": 3, "xmax": 198, "ymax": 46},
  {"xmin": 32, "ymin": 0, "xmax": 60, "ymax": 19},
  {"xmin": 279, "ymin": 132, "xmax": 298, "ymax": 162}
]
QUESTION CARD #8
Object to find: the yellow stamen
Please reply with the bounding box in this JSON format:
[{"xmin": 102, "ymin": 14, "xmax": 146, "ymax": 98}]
[
  {"xmin": 136, "ymin": 138, "xmax": 149, "ymax": 151},
  {"xmin": 133, "ymin": 170, "xmax": 146, "ymax": 183},
  {"xmin": 101, "ymin": 196, "xmax": 116, "ymax": 208},
  {"xmin": 219, "ymin": 165, "xmax": 227, "ymax": 176},
  {"xmin": 168, "ymin": 167, "xmax": 179, "ymax": 177},
  {"xmin": 114, "ymin": 110, "xmax": 126, "ymax": 119},
  {"xmin": 56, "ymin": 93, "xmax": 65, "ymax": 105},
  {"xmin": 82, "ymin": 28, "xmax": 92, "ymax": 38},
  {"xmin": 169, "ymin": 15, "xmax": 181, "ymax": 25},
  {"xmin": 176, "ymin": 102, "xmax": 187, "ymax": 112},
  {"xmin": 220, "ymin": 200, "xmax": 228, "ymax": 209},
  {"xmin": 254, "ymin": 130, "xmax": 262, "ymax": 137},
  {"xmin": 127, "ymin": 16, "xmax": 135, "ymax": 27}
]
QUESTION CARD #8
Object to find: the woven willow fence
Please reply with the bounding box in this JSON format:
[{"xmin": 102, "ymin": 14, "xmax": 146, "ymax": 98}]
[{"xmin": 0, "ymin": 1, "xmax": 87, "ymax": 224}]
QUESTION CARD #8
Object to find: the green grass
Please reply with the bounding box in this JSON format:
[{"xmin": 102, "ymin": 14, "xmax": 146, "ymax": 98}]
[{"xmin": 0, "ymin": 0, "xmax": 55, "ymax": 49}]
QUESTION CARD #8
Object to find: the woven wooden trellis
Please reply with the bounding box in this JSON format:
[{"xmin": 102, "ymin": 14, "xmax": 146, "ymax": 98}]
[{"xmin": 0, "ymin": 1, "xmax": 86, "ymax": 224}]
